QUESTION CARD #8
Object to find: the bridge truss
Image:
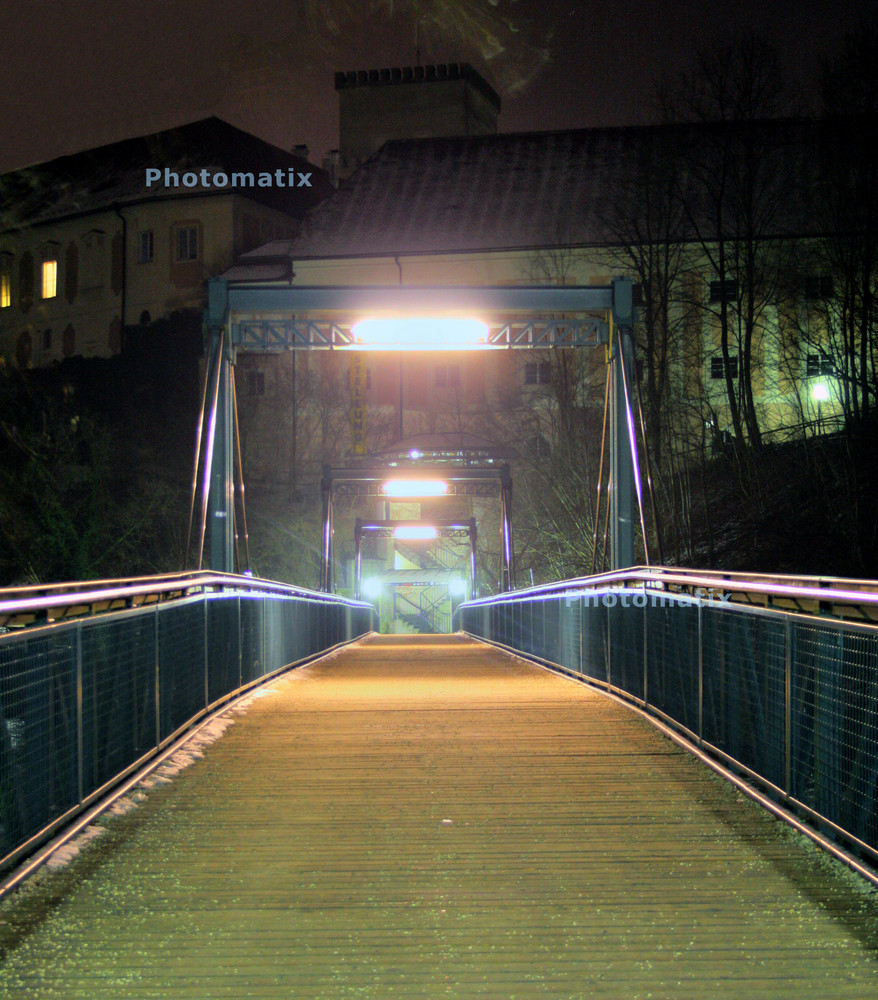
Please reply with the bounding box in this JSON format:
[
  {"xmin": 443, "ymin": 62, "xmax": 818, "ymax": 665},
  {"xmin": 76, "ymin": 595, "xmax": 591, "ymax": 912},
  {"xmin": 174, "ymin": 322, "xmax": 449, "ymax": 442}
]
[{"xmin": 196, "ymin": 279, "xmax": 638, "ymax": 589}]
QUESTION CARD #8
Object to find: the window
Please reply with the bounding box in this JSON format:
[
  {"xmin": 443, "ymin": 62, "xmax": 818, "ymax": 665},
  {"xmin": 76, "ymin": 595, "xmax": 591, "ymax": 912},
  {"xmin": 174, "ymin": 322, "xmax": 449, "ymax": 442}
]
[
  {"xmin": 709, "ymin": 279, "xmax": 737, "ymax": 304},
  {"xmin": 0, "ymin": 269, "xmax": 10, "ymax": 309},
  {"xmin": 41, "ymin": 259, "xmax": 57, "ymax": 299},
  {"xmin": 175, "ymin": 225, "xmax": 198, "ymax": 261},
  {"xmin": 524, "ymin": 361, "xmax": 552, "ymax": 385},
  {"xmin": 245, "ymin": 370, "xmax": 265, "ymax": 396},
  {"xmin": 139, "ymin": 230, "xmax": 154, "ymax": 263},
  {"xmin": 710, "ymin": 355, "xmax": 738, "ymax": 380},
  {"xmin": 435, "ymin": 364, "xmax": 460, "ymax": 388},
  {"xmin": 806, "ymin": 353, "xmax": 834, "ymax": 377},
  {"xmin": 805, "ymin": 275, "xmax": 833, "ymax": 300}
]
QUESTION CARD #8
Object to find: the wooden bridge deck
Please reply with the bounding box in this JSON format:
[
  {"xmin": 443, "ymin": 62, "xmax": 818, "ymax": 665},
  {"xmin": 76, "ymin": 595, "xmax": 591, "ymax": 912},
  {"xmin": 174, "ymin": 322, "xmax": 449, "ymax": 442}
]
[{"xmin": 2, "ymin": 634, "xmax": 878, "ymax": 998}]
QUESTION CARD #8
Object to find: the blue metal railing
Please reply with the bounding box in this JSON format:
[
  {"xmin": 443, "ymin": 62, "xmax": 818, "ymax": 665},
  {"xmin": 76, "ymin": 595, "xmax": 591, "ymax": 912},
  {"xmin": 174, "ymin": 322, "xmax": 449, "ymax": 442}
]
[
  {"xmin": 0, "ymin": 573, "xmax": 376, "ymax": 875},
  {"xmin": 455, "ymin": 567, "xmax": 878, "ymax": 868}
]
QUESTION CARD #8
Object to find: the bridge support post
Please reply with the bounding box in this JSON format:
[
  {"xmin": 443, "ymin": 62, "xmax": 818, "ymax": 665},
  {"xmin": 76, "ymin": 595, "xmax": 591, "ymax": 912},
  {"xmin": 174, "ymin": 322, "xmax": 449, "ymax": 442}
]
[
  {"xmin": 469, "ymin": 518, "xmax": 478, "ymax": 599},
  {"xmin": 321, "ymin": 468, "xmax": 334, "ymax": 592},
  {"xmin": 206, "ymin": 279, "xmax": 236, "ymax": 574},
  {"xmin": 499, "ymin": 464, "xmax": 515, "ymax": 591},
  {"xmin": 611, "ymin": 278, "xmax": 636, "ymax": 570}
]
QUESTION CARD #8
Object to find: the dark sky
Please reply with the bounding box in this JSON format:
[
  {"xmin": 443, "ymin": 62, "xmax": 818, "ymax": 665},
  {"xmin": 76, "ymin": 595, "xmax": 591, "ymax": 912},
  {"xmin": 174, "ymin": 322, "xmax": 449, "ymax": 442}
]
[{"xmin": 1, "ymin": 0, "xmax": 872, "ymax": 173}]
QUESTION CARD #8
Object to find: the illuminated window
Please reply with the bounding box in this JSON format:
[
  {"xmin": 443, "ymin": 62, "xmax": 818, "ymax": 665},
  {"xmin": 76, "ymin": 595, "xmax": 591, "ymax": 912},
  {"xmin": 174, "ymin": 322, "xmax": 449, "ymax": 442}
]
[
  {"xmin": 41, "ymin": 259, "xmax": 57, "ymax": 299},
  {"xmin": 175, "ymin": 225, "xmax": 198, "ymax": 261},
  {"xmin": 139, "ymin": 230, "xmax": 154, "ymax": 263},
  {"xmin": 710, "ymin": 355, "xmax": 738, "ymax": 380},
  {"xmin": 0, "ymin": 270, "xmax": 10, "ymax": 308},
  {"xmin": 524, "ymin": 362, "xmax": 551, "ymax": 385}
]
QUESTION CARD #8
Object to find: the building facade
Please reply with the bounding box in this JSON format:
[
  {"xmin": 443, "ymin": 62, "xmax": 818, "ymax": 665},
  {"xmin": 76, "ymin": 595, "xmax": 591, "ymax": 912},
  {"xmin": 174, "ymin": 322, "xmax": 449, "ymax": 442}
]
[{"xmin": 0, "ymin": 118, "xmax": 332, "ymax": 367}]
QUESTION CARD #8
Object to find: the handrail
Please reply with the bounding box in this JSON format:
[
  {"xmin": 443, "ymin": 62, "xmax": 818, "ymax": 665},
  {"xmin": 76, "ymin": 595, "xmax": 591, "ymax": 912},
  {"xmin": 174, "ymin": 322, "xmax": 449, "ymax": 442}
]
[
  {"xmin": 455, "ymin": 569, "xmax": 878, "ymax": 877},
  {"xmin": 462, "ymin": 566, "xmax": 878, "ymax": 620},
  {"xmin": 0, "ymin": 571, "xmax": 374, "ymax": 627}
]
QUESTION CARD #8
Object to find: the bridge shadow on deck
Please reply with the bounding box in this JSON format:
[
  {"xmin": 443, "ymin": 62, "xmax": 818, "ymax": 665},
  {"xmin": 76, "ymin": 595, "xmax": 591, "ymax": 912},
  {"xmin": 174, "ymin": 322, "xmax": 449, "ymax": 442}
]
[{"xmin": 2, "ymin": 635, "xmax": 878, "ymax": 999}]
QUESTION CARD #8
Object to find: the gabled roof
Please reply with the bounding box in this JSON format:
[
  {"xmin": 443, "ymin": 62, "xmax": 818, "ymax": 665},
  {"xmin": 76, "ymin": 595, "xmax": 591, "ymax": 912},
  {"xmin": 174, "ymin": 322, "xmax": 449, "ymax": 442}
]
[
  {"xmin": 0, "ymin": 117, "xmax": 333, "ymax": 232},
  {"xmin": 284, "ymin": 119, "xmax": 821, "ymax": 261}
]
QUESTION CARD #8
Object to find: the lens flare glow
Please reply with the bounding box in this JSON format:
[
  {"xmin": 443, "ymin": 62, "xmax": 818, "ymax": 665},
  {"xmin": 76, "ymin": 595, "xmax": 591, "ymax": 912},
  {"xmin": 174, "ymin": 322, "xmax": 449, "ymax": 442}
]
[
  {"xmin": 448, "ymin": 578, "xmax": 467, "ymax": 597},
  {"xmin": 362, "ymin": 577, "xmax": 382, "ymax": 598},
  {"xmin": 393, "ymin": 525, "xmax": 438, "ymax": 540},
  {"xmin": 383, "ymin": 479, "xmax": 448, "ymax": 498},
  {"xmin": 349, "ymin": 316, "xmax": 490, "ymax": 350}
]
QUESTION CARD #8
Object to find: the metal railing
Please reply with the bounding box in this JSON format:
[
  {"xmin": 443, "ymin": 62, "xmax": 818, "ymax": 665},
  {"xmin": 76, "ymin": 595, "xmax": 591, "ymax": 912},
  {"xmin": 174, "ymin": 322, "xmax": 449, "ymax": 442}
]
[
  {"xmin": 455, "ymin": 567, "xmax": 878, "ymax": 869},
  {"xmin": 0, "ymin": 572, "xmax": 376, "ymax": 875}
]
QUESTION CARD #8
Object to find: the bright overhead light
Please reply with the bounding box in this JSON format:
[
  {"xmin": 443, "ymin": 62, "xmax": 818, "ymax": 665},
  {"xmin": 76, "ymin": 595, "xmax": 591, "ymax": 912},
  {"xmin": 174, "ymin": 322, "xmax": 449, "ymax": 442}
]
[
  {"xmin": 383, "ymin": 479, "xmax": 448, "ymax": 498},
  {"xmin": 393, "ymin": 525, "xmax": 438, "ymax": 540},
  {"xmin": 362, "ymin": 577, "xmax": 382, "ymax": 598},
  {"xmin": 349, "ymin": 316, "xmax": 490, "ymax": 350},
  {"xmin": 812, "ymin": 382, "xmax": 830, "ymax": 402}
]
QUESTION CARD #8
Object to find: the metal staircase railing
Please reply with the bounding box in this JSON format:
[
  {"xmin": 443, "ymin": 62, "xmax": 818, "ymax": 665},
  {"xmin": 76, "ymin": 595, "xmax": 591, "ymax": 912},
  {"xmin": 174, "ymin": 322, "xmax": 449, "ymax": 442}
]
[{"xmin": 393, "ymin": 587, "xmax": 451, "ymax": 634}]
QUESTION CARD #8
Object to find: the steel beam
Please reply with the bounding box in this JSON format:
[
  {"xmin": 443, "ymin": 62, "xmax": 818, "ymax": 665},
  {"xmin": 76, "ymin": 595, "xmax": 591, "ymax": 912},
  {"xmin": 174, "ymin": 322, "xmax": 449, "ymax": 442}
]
[{"xmin": 610, "ymin": 278, "xmax": 636, "ymax": 570}]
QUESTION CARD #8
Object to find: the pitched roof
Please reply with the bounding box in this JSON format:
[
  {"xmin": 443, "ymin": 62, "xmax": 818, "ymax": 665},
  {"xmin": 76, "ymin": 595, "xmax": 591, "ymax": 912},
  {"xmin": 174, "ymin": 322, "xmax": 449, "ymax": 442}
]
[
  {"xmin": 0, "ymin": 117, "xmax": 333, "ymax": 232},
  {"xmin": 286, "ymin": 119, "xmax": 821, "ymax": 261}
]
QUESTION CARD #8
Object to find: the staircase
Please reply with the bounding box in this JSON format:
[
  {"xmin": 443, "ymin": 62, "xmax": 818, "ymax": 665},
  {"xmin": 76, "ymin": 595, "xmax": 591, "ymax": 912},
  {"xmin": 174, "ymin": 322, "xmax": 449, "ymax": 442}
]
[{"xmin": 393, "ymin": 587, "xmax": 452, "ymax": 634}]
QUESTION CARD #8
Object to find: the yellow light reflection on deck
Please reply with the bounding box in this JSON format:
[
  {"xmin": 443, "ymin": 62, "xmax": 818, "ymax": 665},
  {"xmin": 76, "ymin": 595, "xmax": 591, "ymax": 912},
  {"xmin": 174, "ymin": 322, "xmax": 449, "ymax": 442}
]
[
  {"xmin": 393, "ymin": 525, "xmax": 438, "ymax": 540},
  {"xmin": 383, "ymin": 479, "xmax": 449, "ymax": 497},
  {"xmin": 349, "ymin": 316, "xmax": 490, "ymax": 350}
]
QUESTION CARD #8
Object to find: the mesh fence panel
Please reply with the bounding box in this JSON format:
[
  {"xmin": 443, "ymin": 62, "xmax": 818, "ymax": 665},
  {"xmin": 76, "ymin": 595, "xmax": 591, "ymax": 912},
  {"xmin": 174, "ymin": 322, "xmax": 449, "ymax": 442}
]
[
  {"xmin": 457, "ymin": 588, "xmax": 878, "ymax": 861},
  {"xmin": 0, "ymin": 628, "xmax": 78, "ymax": 857},
  {"xmin": 240, "ymin": 596, "xmax": 265, "ymax": 683},
  {"xmin": 581, "ymin": 601, "xmax": 609, "ymax": 682},
  {"xmin": 207, "ymin": 597, "xmax": 241, "ymax": 702},
  {"xmin": 1, "ymin": 586, "xmax": 373, "ymax": 872},
  {"xmin": 158, "ymin": 600, "xmax": 206, "ymax": 739},
  {"xmin": 81, "ymin": 611, "xmax": 157, "ymax": 794},
  {"xmin": 607, "ymin": 599, "xmax": 644, "ymax": 699},
  {"xmin": 559, "ymin": 600, "xmax": 582, "ymax": 673},
  {"xmin": 646, "ymin": 601, "xmax": 700, "ymax": 734},
  {"xmin": 702, "ymin": 607, "xmax": 786, "ymax": 788},
  {"xmin": 790, "ymin": 621, "xmax": 878, "ymax": 847}
]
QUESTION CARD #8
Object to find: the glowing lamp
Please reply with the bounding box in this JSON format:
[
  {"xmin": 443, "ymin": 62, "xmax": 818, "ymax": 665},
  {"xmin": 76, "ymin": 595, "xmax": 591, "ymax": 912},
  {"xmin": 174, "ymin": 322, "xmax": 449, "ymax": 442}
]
[
  {"xmin": 448, "ymin": 578, "xmax": 467, "ymax": 597},
  {"xmin": 812, "ymin": 382, "xmax": 830, "ymax": 402},
  {"xmin": 350, "ymin": 316, "xmax": 489, "ymax": 350},
  {"xmin": 383, "ymin": 479, "xmax": 448, "ymax": 498},
  {"xmin": 362, "ymin": 577, "xmax": 382, "ymax": 599},
  {"xmin": 393, "ymin": 525, "xmax": 438, "ymax": 540}
]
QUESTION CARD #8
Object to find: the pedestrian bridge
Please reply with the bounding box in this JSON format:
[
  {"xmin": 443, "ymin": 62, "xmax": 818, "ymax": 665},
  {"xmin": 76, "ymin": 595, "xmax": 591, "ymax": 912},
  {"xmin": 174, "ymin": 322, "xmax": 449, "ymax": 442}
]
[{"xmin": 1, "ymin": 571, "xmax": 878, "ymax": 997}]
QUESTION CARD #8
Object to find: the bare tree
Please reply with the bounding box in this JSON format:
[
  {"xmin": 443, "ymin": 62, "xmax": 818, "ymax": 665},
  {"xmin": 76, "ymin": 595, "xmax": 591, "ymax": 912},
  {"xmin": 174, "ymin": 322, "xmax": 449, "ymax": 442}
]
[
  {"xmin": 817, "ymin": 17, "xmax": 878, "ymax": 422},
  {"xmin": 661, "ymin": 32, "xmax": 794, "ymax": 450}
]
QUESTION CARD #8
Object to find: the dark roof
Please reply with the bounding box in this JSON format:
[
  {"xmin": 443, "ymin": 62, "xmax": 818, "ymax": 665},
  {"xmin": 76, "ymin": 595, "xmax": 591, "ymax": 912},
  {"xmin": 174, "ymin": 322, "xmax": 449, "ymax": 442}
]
[
  {"xmin": 287, "ymin": 119, "xmax": 821, "ymax": 260},
  {"xmin": 0, "ymin": 117, "xmax": 333, "ymax": 232}
]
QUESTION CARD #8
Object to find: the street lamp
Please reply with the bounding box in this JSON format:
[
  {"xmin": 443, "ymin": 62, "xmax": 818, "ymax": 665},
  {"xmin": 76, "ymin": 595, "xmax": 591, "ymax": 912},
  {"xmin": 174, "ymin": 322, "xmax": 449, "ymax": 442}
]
[
  {"xmin": 349, "ymin": 316, "xmax": 490, "ymax": 350},
  {"xmin": 383, "ymin": 479, "xmax": 449, "ymax": 498}
]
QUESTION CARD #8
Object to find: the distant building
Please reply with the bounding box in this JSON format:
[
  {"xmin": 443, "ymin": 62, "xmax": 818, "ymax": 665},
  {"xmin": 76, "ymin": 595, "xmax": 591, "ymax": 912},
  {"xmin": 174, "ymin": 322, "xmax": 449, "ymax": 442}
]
[
  {"xmin": 0, "ymin": 117, "xmax": 333, "ymax": 368},
  {"xmin": 333, "ymin": 62, "xmax": 500, "ymax": 178}
]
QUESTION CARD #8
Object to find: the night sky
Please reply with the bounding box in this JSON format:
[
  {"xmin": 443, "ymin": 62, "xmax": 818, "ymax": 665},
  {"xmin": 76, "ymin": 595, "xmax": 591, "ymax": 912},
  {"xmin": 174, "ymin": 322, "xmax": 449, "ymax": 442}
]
[{"xmin": 1, "ymin": 0, "xmax": 873, "ymax": 173}]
